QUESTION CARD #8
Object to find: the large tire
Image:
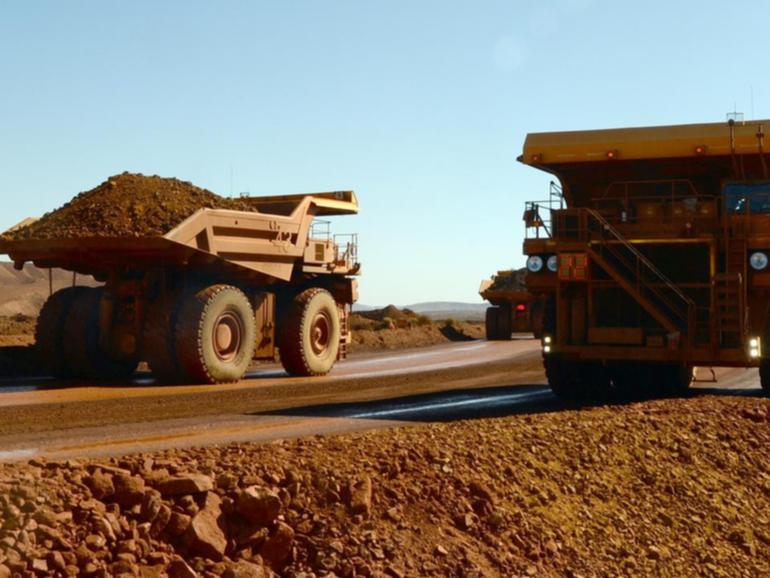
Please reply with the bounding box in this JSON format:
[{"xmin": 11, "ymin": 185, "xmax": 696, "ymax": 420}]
[
  {"xmin": 544, "ymin": 355, "xmax": 610, "ymax": 401},
  {"xmin": 36, "ymin": 286, "xmax": 87, "ymax": 378},
  {"xmin": 279, "ymin": 288, "xmax": 341, "ymax": 376},
  {"xmin": 62, "ymin": 287, "xmax": 138, "ymax": 380},
  {"xmin": 611, "ymin": 362, "xmax": 692, "ymax": 399},
  {"xmin": 144, "ymin": 296, "xmax": 184, "ymax": 384},
  {"xmin": 761, "ymin": 359, "xmax": 770, "ymax": 393},
  {"xmin": 485, "ymin": 307, "xmax": 499, "ymax": 340},
  {"xmin": 497, "ymin": 305, "xmax": 512, "ymax": 340},
  {"xmin": 174, "ymin": 285, "xmax": 257, "ymax": 384}
]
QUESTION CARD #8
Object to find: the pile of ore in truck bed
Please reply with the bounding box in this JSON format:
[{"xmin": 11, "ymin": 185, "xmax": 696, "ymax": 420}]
[
  {"xmin": 4, "ymin": 173, "xmax": 255, "ymax": 240},
  {"xmin": 487, "ymin": 268, "xmax": 527, "ymax": 292}
]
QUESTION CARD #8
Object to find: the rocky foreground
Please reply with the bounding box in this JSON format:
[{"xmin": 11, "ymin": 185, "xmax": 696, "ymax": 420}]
[{"xmin": 2, "ymin": 395, "xmax": 770, "ymax": 578}]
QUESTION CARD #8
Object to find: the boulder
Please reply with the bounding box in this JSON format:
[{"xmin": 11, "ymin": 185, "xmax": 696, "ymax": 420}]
[
  {"xmin": 156, "ymin": 474, "xmax": 214, "ymax": 496},
  {"xmin": 184, "ymin": 493, "xmax": 227, "ymax": 561},
  {"xmin": 236, "ymin": 486, "xmax": 281, "ymax": 526}
]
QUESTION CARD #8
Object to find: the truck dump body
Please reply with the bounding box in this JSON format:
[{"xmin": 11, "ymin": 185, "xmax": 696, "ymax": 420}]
[
  {"xmin": 0, "ymin": 190, "xmax": 359, "ymax": 282},
  {"xmin": 521, "ymin": 119, "xmax": 770, "ymax": 397}
]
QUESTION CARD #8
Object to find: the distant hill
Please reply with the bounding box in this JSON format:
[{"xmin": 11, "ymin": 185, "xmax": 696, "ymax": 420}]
[
  {"xmin": 0, "ymin": 261, "xmax": 97, "ymax": 316},
  {"xmin": 354, "ymin": 301, "xmax": 487, "ymax": 321}
]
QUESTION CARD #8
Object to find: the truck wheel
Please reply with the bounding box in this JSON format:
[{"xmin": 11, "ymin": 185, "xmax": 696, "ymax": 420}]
[
  {"xmin": 497, "ymin": 305, "xmax": 512, "ymax": 340},
  {"xmin": 761, "ymin": 359, "xmax": 770, "ymax": 393},
  {"xmin": 654, "ymin": 364, "xmax": 693, "ymax": 396},
  {"xmin": 279, "ymin": 288, "xmax": 341, "ymax": 376},
  {"xmin": 36, "ymin": 286, "xmax": 87, "ymax": 378},
  {"xmin": 544, "ymin": 355, "xmax": 610, "ymax": 401},
  {"xmin": 144, "ymin": 297, "xmax": 184, "ymax": 383},
  {"xmin": 485, "ymin": 307, "xmax": 500, "ymax": 340},
  {"xmin": 174, "ymin": 285, "xmax": 257, "ymax": 384},
  {"xmin": 62, "ymin": 287, "xmax": 138, "ymax": 379}
]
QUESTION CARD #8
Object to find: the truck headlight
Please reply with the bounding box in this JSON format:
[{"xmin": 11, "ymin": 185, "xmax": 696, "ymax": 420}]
[
  {"xmin": 546, "ymin": 255, "xmax": 558, "ymax": 272},
  {"xmin": 750, "ymin": 251, "xmax": 768, "ymax": 271},
  {"xmin": 749, "ymin": 337, "xmax": 762, "ymax": 358},
  {"xmin": 527, "ymin": 255, "xmax": 544, "ymax": 273}
]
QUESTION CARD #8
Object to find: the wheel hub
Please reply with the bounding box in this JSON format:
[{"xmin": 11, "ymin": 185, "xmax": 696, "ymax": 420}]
[
  {"xmin": 212, "ymin": 312, "xmax": 242, "ymax": 362},
  {"xmin": 310, "ymin": 312, "xmax": 331, "ymax": 355}
]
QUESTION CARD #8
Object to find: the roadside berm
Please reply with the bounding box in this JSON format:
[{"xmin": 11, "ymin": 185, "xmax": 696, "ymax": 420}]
[{"xmin": 2, "ymin": 395, "xmax": 769, "ymax": 577}]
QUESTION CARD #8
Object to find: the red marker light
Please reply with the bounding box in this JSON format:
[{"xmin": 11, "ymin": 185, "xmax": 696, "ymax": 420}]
[
  {"xmin": 694, "ymin": 145, "xmax": 707, "ymax": 155},
  {"xmin": 606, "ymin": 149, "xmax": 618, "ymax": 159},
  {"xmin": 516, "ymin": 303, "xmax": 527, "ymax": 312},
  {"xmin": 531, "ymin": 153, "xmax": 543, "ymax": 163}
]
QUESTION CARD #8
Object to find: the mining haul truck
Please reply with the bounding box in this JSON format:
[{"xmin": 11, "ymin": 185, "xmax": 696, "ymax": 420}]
[
  {"xmin": 479, "ymin": 270, "xmax": 541, "ymax": 339},
  {"xmin": 521, "ymin": 119, "xmax": 770, "ymax": 399},
  {"xmin": 0, "ymin": 192, "xmax": 360, "ymax": 384}
]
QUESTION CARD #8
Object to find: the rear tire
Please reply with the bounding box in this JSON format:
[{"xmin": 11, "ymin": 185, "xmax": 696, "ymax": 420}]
[
  {"xmin": 62, "ymin": 287, "xmax": 138, "ymax": 379},
  {"xmin": 174, "ymin": 285, "xmax": 257, "ymax": 384},
  {"xmin": 144, "ymin": 296, "xmax": 184, "ymax": 383},
  {"xmin": 485, "ymin": 307, "xmax": 499, "ymax": 340},
  {"xmin": 36, "ymin": 286, "xmax": 87, "ymax": 378},
  {"xmin": 279, "ymin": 288, "xmax": 341, "ymax": 376}
]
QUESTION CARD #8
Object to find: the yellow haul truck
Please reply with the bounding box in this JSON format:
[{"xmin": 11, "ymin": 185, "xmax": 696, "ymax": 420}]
[{"xmin": 521, "ymin": 119, "xmax": 770, "ymax": 398}]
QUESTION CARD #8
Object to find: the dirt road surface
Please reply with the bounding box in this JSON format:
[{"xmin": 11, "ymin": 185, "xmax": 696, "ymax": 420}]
[
  {"xmin": 0, "ymin": 339, "xmax": 762, "ymax": 462},
  {"xmin": 0, "ymin": 339, "xmax": 547, "ymax": 460}
]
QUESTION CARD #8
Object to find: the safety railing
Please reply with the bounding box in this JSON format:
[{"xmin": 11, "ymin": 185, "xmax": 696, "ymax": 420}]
[
  {"xmin": 556, "ymin": 208, "xmax": 696, "ymax": 338},
  {"xmin": 334, "ymin": 233, "xmax": 359, "ymax": 270},
  {"xmin": 524, "ymin": 181, "xmax": 564, "ymax": 239}
]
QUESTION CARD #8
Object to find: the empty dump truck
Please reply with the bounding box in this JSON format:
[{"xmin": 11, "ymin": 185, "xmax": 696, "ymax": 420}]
[
  {"xmin": 521, "ymin": 119, "xmax": 770, "ymax": 398},
  {"xmin": 479, "ymin": 269, "xmax": 541, "ymax": 339},
  {"xmin": 0, "ymin": 189, "xmax": 360, "ymax": 384}
]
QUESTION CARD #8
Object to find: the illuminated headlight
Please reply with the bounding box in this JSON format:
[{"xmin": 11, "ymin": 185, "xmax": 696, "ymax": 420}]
[
  {"xmin": 527, "ymin": 255, "xmax": 544, "ymax": 273},
  {"xmin": 544, "ymin": 335, "xmax": 552, "ymax": 344},
  {"xmin": 750, "ymin": 251, "xmax": 768, "ymax": 271},
  {"xmin": 546, "ymin": 255, "xmax": 559, "ymax": 272},
  {"xmin": 543, "ymin": 335, "xmax": 552, "ymax": 354},
  {"xmin": 749, "ymin": 337, "xmax": 762, "ymax": 358}
]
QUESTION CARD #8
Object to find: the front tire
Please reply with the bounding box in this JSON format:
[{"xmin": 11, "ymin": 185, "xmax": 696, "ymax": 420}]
[
  {"xmin": 545, "ymin": 355, "xmax": 610, "ymax": 401},
  {"xmin": 279, "ymin": 288, "xmax": 341, "ymax": 376},
  {"xmin": 174, "ymin": 285, "xmax": 257, "ymax": 384},
  {"xmin": 761, "ymin": 359, "xmax": 770, "ymax": 393}
]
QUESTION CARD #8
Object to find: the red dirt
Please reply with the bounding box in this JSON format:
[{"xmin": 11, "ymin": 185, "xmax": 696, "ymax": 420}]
[
  {"xmin": 5, "ymin": 173, "xmax": 255, "ymax": 240},
  {"xmin": 1, "ymin": 395, "xmax": 769, "ymax": 577}
]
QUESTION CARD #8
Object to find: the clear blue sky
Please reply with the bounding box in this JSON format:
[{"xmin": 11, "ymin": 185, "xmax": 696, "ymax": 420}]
[{"xmin": 2, "ymin": 1, "xmax": 769, "ymax": 305}]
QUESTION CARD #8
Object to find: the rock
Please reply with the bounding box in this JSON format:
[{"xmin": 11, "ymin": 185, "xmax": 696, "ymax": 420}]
[
  {"xmin": 236, "ymin": 486, "xmax": 281, "ymax": 526},
  {"xmin": 469, "ymin": 481, "xmax": 495, "ymax": 504},
  {"xmin": 165, "ymin": 512, "xmax": 191, "ymax": 538},
  {"xmin": 259, "ymin": 521, "xmax": 294, "ymax": 567},
  {"xmin": 434, "ymin": 544, "xmax": 448, "ymax": 557},
  {"xmin": 348, "ymin": 476, "xmax": 372, "ymax": 517},
  {"xmin": 222, "ymin": 560, "xmax": 270, "ymax": 578},
  {"xmin": 156, "ymin": 474, "xmax": 214, "ymax": 496},
  {"xmin": 184, "ymin": 493, "xmax": 227, "ymax": 561},
  {"xmin": 0, "ymin": 565, "xmax": 9, "ymax": 578},
  {"xmin": 84, "ymin": 470, "xmax": 115, "ymax": 500},
  {"xmin": 168, "ymin": 559, "xmax": 197, "ymax": 578},
  {"xmin": 113, "ymin": 473, "xmax": 145, "ymax": 507},
  {"xmin": 31, "ymin": 558, "xmax": 48, "ymax": 573},
  {"xmin": 149, "ymin": 504, "xmax": 172, "ymax": 537}
]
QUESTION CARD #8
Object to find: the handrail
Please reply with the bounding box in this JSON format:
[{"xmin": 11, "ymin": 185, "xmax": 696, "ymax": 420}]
[{"xmin": 558, "ymin": 208, "xmax": 696, "ymax": 337}]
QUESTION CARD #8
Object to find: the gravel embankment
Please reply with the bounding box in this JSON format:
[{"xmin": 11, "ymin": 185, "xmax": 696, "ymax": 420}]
[{"xmin": 1, "ymin": 395, "xmax": 769, "ymax": 577}]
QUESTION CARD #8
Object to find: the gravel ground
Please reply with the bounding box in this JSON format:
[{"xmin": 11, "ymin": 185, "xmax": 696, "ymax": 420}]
[
  {"xmin": 1, "ymin": 395, "xmax": 769, "ymax": 577},
  {"xmin": 4, "ymin": 173, "xmax": 255, "ymax": 240}
]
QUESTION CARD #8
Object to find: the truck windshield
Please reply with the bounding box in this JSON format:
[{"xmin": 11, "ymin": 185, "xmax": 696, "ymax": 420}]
[{"xmin": 724, "ymin": 182, "xmax": 770, "ymax": 214}]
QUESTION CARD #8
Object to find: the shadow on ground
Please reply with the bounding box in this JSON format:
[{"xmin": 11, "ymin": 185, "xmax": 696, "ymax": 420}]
[{"xmin": 253, "ymin": 382, "xmax": 766, "ymax": 424}]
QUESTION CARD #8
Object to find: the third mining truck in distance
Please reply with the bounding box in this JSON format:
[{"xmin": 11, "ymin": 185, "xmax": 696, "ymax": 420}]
[
  {"xmin": 521, "ymin": 118, "xmax": 770, "ymax": 398},
  {"xmin": 0, "ymin": 191, "xmax": 360, "ymax": 384},
  {"xmin": 479, "ymin": 269, "xmax": 540, "ymax": 340}
]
